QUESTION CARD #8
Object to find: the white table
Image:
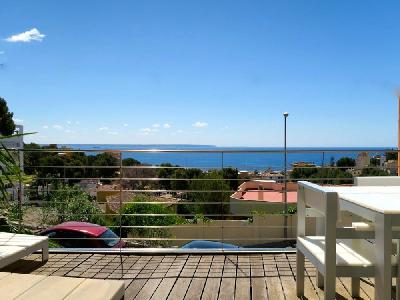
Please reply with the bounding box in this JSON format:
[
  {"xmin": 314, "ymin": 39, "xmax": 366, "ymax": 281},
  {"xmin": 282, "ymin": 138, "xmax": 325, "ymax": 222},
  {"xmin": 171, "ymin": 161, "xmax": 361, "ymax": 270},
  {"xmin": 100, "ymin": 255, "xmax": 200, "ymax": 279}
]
[{"xmin": 326, "ymin": 186, "xmax": 400, "ymax": 300}]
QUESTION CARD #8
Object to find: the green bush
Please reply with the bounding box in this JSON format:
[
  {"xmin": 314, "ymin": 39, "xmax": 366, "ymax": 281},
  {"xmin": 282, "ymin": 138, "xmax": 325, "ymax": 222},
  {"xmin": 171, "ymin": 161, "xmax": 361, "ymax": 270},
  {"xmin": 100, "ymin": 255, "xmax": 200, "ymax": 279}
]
[
  {"xmin": 43, "ymin": 185, "xmax": 104, "ymax": 225},
  {"xmin": 187, "ymin": 170, "xmax": 231, "ymax": 216},
  {"xmin": 120, "ymin": 194, "xmax": 186, "ymax": 246}
]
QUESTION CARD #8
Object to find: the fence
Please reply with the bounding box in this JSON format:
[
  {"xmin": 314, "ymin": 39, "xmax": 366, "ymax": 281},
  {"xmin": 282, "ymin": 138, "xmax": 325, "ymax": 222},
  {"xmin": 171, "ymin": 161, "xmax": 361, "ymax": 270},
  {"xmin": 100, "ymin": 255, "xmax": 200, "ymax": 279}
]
[{"xmin": 1, "ymin": 146, "xmax": 397, "ymax": 252}]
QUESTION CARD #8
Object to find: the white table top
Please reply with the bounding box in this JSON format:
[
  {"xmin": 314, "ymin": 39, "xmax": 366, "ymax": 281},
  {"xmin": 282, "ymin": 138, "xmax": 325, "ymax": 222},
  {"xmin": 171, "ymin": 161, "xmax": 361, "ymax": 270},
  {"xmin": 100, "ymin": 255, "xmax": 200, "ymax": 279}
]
[{"xmin": 325, "ymin": 186, "xmax": 400, "ymax": 214}]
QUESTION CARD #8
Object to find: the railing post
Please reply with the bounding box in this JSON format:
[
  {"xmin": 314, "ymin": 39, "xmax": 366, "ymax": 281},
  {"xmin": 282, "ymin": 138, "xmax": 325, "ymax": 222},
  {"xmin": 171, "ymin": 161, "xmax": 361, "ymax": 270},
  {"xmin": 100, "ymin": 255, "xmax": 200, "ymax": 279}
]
[
  {"xmin": 17, "ymin": 149, "xmax": 22, "ymax": 233},
  {"xmin": 118, "ymin": 151, "xmax": 123, "ymax": 275},
  {"xmin": 221, "ymin": 151, "xmax": 224, "ymax": 251},
  {"xmin": 283, "ymin": 113, "xmax": 289, "ymax": 240},
  {"xmin": 119, "ymin": 152, "xmax": 123, "ymax": 240}
]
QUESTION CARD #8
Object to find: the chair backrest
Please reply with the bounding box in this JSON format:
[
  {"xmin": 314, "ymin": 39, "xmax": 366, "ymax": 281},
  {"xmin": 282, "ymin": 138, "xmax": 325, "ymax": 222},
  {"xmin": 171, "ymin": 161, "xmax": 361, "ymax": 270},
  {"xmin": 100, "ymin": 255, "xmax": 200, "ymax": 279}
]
[
  {"xmin": 297, "ymin": 181, "xmax": 338, "ymax": 240},
  {"xmin": 297, "ymin": 181, "xmax": 339, "ymax": 271},
  {"xmin": 354, "ymin": 176, "xmax": 400, "ymax": 186},
  {"xmin": 297, "ymin": 181, "xmax": 338, "ymax": 215}
]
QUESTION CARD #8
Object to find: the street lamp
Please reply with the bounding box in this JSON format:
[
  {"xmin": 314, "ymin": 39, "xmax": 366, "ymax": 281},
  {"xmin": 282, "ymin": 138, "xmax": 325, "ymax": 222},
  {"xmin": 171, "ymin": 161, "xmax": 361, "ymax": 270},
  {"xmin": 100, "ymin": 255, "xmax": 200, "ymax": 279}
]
[{"xmin": 283, "ymin": 112, "xmax": 289, "ymax": 239}]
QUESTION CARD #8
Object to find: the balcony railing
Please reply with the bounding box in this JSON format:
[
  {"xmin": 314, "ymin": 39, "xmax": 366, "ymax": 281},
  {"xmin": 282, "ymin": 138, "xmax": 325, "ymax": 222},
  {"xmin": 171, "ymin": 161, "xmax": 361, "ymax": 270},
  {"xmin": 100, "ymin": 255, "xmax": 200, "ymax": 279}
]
[{"xmin": 1, "ymin": 146, "xmax": 397, "ymax": 252}]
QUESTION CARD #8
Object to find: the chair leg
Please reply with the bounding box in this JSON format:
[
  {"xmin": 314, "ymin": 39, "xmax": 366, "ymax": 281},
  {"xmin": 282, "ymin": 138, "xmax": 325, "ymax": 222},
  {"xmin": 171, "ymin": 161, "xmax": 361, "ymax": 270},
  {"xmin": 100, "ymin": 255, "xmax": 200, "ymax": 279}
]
[
  {"xmin": 350, "ymin": 239, "xmax": 360, "ymax": 298},
  {"xmin": 351, "ymin": 277, "xmax": 360, "ymax": 298},
  {"xmin": 316, "ymin": 271, "xmax": 324, "ymax": 289},
  {"xmin": 296, "ymin": 251, "xmax": 305, "ymax": 297},
  {"xmin": 42, "ymin": 246, "xmax": 49, "ymax": 262},
  {"xmin": 324, "ymin": 271, "xmax": 335, "ymax": 300},
  {"xmin": 396, "ymin": 239, "xmax": 400, "ymax": 300}
]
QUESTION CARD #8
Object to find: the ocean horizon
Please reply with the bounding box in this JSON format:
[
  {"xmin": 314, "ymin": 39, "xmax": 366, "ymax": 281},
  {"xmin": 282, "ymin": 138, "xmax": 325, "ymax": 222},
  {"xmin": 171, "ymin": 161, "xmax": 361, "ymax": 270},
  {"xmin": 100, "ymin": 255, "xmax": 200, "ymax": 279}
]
[{"xmin": 53, "ymin": 144, "xmax": 395, "ymax": 171}]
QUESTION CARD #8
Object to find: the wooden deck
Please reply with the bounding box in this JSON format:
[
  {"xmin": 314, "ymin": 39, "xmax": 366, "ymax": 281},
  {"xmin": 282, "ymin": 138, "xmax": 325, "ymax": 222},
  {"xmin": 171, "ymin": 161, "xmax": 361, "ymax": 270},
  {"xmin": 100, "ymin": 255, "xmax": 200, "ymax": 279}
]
[{"xmin": 0, "ymin": 253, "xmax": 379, "ymax": 299}]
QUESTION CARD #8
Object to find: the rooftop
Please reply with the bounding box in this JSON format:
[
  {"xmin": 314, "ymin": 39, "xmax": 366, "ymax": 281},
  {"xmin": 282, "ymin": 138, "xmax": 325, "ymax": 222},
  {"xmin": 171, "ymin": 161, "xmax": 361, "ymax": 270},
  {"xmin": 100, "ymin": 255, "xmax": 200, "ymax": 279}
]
[
  {"xmin": 1, "ymin": 252, "xmax": 377, "ymax": 299},
  {"xmin": 238, "ymin": 190, "xmax": 297, "ymax": 203}
]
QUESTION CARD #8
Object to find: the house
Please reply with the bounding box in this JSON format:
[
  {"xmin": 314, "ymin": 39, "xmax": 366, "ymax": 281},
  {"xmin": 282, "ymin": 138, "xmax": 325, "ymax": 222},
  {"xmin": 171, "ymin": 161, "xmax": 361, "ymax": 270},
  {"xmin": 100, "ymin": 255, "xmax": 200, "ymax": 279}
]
[{"xmin": 230, "ymin": 179, "xmax": 297, "ymax": 215}]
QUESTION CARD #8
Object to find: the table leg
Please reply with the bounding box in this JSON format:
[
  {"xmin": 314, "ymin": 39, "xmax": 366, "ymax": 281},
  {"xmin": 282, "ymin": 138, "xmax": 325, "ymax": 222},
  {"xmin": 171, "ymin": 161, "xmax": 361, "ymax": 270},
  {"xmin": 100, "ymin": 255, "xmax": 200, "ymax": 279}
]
[{"xmin": 375, "ymin": 213, "xmax": 392, "ymax": 300}]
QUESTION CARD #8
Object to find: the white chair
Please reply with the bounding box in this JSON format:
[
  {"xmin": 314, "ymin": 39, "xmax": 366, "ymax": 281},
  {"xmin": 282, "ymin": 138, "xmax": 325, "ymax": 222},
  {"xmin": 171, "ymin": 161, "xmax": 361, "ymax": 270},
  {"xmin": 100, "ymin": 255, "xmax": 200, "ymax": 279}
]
[
  {"xmin": 296, "ymin": 181, "xmax": 398, "ymax": 299},
  {"xmin": 0, "ymin": 232, "xmax": 48, "ymax": 268}
]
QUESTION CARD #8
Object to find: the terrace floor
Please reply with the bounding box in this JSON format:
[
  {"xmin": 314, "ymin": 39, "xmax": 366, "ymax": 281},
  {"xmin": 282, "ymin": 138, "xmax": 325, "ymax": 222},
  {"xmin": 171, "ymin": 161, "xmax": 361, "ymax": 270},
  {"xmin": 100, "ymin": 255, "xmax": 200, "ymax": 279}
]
[{"xmin": 0, "ymin": 253, "xmax": 380, "ymax": 299}]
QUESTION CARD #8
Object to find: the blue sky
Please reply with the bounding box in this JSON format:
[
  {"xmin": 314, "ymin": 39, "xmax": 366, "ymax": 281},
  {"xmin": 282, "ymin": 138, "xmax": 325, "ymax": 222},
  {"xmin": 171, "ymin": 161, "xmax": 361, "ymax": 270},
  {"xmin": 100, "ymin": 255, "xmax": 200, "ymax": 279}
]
[{"xmin": 1, "ymin": 1, "xmax": 399, "ymax": 147}]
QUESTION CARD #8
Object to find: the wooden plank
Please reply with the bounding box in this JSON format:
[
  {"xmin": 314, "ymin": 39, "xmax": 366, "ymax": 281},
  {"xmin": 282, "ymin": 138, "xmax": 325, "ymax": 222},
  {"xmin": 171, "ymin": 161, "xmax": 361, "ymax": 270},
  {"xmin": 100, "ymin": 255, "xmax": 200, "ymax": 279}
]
[
  {"xmin": 263, "ymin": 254, "xmax": 284, "ymax": 300},
  {"xmin": 235, "ymin": 255, "xmax": 250, "ymax": 299},
  {"xmin": 265, "ymin": 276, "xmax": 285, "ymax": 300},
  {"xmin": 167, "ymin": 277, "xmax": 191, "ymax": 300},
  {"xmin": 250, "ymin": 255, "xmax": 267, "ymax": 300},
  {"xmin": 184, "ymin": 277, "xmax": 206, "ymax": 300},
  {"xmin": 280, "ymin": 276, "xmax": 298, "ymax": 300},
  {"xmin": 334, "ymin": 278, "xmax": 353, "ymax": 299},
  {"xmin": 0, "ymin": 273, "xmax": 47, "ymax": 299},
  {"xmin": 133, "ymin": 278, "xmax": 162, "ymax": 300},
  {"xmin": 340, "ymin": 277, "xmax": 372, "ymax": 300},
  {"xmin": 218, "ymin": 255, "xmax": 236, "ymax": 300},
  {"xmin": 251, "ymin": 277, "xmax": 268, "ymax": 300},
  {"xmin": 201, "ymin": 277, "xmax": 220, "ymax": 300},
  {"xmin": 15, "ymin": 276, "xmax": 85, "ymax": 300},
  {"xmin": 64, "ymin": 279, "xmax": 124, "ymax": 300},
  {"xmin": 151, "ymin": 278, "xmax": 176, "ymax": 300},
  {"xmin": 360, "ymin": 278, "xmax": 375, "ymax": 299},
  {"xmin": 235, "ymin": 277, "xmax": 251, "ymax": 299},
  {"xmin": 303, "ymin": 274, "xmax": 321, "ymax": 299},
  {"xmin": 218, "ymin": 277, "xmax": 235, "ymax": 300},
  {"xmin": 125, "ymin": 278, "xmax": 148, "ymax": 299}
]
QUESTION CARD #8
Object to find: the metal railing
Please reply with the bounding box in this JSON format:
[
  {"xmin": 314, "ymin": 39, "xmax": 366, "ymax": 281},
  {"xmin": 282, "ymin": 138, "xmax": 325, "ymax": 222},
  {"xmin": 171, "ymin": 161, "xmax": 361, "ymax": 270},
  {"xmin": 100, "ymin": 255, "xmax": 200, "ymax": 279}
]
[{"xmin": 2, "ymin": 146, "xmax": 397, "ymax": 252}]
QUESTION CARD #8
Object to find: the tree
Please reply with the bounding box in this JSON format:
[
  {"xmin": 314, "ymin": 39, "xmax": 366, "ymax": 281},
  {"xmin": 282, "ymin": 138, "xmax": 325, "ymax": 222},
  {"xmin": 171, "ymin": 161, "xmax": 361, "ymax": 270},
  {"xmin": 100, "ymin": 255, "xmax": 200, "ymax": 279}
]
[
  {"xmin": 87, "ymin": 153, "xmax": 118, "ymax": 179},
  {"xmin": 171, "ymin": 168, "xmax": 202, "ymax": 191},
  {"xmin": 221, "ymin": 167, "xmax": 239, "ymax": 190},
  {"xmin": 188, "ymin": 171, "xmax": 231, "ymax": 216},
  {"xmin": 122, "ymin": 158, "xmax": 141, "ymax": 166},
  {"xmin": 310, "ymin": 167, "xmax": 353, "ymax": 184},
  {"xmin": 290, "ymin": 167, "xmax": 318, "ymax": 180},
  {"xmin": 43, "ymin": 185, "xmax": 104, "ymax": 225},
  {"xmin": 0, "ymin": 98, "xmax": 15, "ymax": 136},
  {"xmin": 157, "ymin": 163, "xmax": 177, "ymax": 190},
  {"xmin": 386, "ymin": 151, "xmax": 398, "ymax": 161},
  {"xmin": 360, "ymin": 168, "xmax": 388, "ymax": 177},
  {"xmin": 336, "ymin": 157, "xmax": 356, "ymax": 170}
]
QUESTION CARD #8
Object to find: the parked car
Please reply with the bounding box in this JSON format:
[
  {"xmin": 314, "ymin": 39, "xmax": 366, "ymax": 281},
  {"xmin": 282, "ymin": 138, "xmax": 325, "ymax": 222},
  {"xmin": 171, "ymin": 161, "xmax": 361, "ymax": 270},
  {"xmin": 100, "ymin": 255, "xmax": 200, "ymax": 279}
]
[
  {"xmin": 39, "ymin": 221, "xmax": 125, "ymax": 248},
  {"xmin": 181, "ymin": 240, "xmax": 240, "ymax": 249}
]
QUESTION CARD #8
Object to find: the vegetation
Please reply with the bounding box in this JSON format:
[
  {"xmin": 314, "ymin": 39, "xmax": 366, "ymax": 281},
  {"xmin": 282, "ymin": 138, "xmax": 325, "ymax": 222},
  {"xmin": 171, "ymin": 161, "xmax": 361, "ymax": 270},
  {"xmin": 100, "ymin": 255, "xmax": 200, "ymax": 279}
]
[
  {"xmin": 120, "ymin": 194, "xmax": 186, "ymax": 246},
  {"xmin": 42, "ymin": 185, "xmax": 104, "ymax": 225},
  {"xmin": 186, "ymin": 170, "xmax": 232, "ymax": 215},
  {"xmin": 386, "ymin": 151, "xmax": 398, "ymax": 161},
  {"xmin": 0, "ymin": 97, "xmax": 15, "ymax": 136},
  {"xmin": 359, "ymin": 168, "xmax": 389, "ymax": 177},
  {"xmin": 24, "ymin": 144, "xmax": 120, "ymax": 182},
  {"xmin": 0, "ymin": 98, "xmax": 34, "ymax": 233},
  {"xmin": 290, "ymin": 165, "xmax": 353, "ymax": 184},
  {"xmin": 336, "ymin": 157, "xmax": 356, "ymax": 170}
]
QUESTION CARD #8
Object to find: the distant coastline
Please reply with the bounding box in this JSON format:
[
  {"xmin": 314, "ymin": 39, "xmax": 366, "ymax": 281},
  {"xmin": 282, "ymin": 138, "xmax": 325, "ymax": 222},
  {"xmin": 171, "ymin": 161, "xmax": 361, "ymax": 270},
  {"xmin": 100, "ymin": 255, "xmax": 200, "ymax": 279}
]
[{"xmin": 46, "ymin": 144, "xmax": 394, "ymax": 171}]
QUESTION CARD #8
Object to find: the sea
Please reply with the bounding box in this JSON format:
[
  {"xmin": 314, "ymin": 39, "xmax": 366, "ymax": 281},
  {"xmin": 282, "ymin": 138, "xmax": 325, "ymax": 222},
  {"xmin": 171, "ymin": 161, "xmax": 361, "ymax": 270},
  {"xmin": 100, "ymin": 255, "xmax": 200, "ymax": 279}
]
[{"xmin": 58, "ymin": 144, "xmax": 394, "ymax": 171}]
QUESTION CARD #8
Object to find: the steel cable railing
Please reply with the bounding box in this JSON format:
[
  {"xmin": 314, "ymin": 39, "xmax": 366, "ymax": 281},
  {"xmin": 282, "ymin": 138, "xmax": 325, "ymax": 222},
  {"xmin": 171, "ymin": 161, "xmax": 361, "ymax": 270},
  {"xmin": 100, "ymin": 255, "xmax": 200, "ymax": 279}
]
[{"xmin": 0, "ymin": 147, "xmax": 397, "ymax": 252}]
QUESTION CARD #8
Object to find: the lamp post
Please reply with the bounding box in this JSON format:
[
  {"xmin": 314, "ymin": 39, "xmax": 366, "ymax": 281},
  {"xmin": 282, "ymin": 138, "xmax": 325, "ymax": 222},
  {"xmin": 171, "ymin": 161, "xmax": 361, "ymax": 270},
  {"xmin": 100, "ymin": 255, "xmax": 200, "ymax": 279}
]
[
  {"xmin": 398, "ymin": 95, "xmax": 400, "ymax": 176},
  {"xmin": 283, "ymin": 112, "xmax": 289, "ymax": 239}
]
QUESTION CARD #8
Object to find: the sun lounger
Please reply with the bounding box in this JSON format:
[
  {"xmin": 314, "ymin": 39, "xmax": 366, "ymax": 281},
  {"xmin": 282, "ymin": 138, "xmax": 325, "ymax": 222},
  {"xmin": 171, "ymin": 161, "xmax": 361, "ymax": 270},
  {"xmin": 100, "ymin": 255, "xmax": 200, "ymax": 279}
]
[
  {"xmin": 0, "ymin": 272, "xmax": 125, "ymax": 300},
  {"xmin": 0, "ymin": 232, "xmax": 48, "ymax": 268}
]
